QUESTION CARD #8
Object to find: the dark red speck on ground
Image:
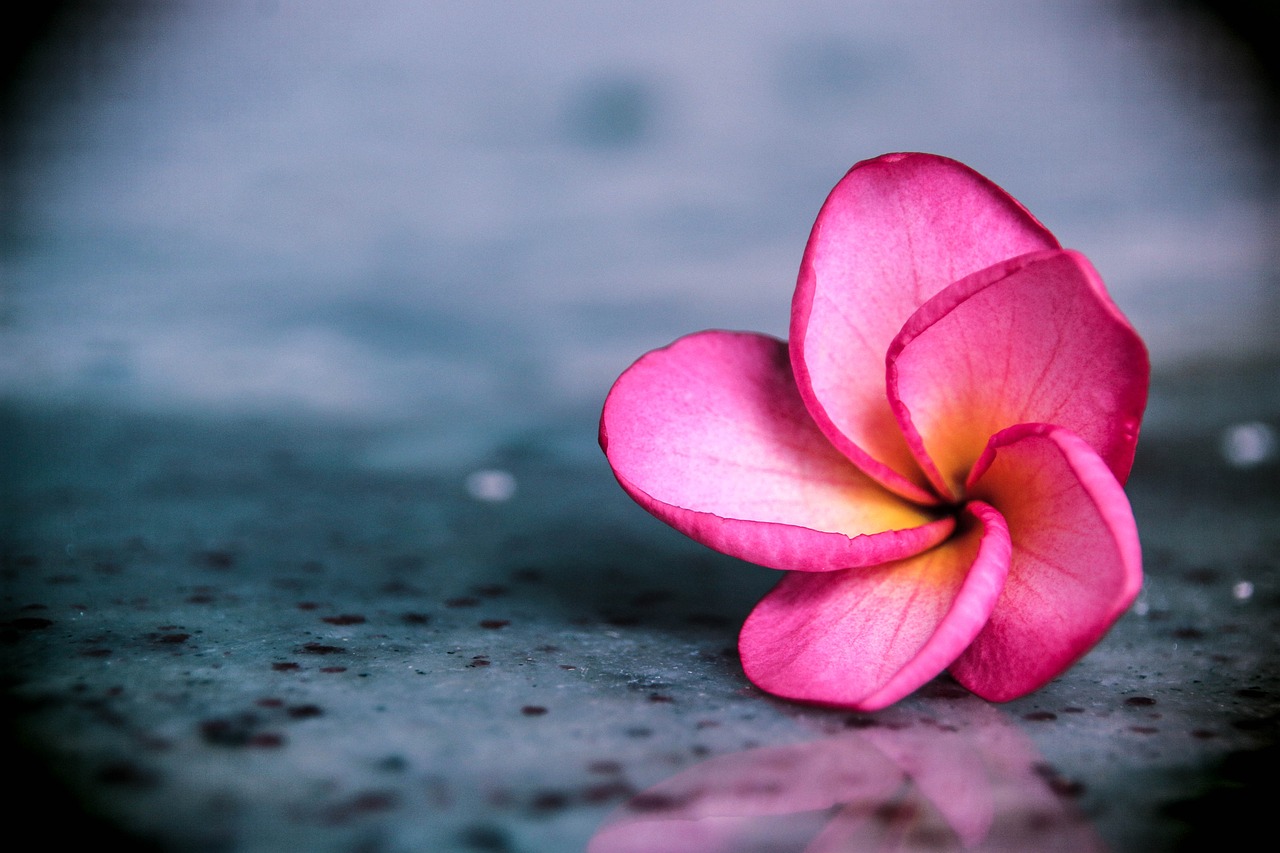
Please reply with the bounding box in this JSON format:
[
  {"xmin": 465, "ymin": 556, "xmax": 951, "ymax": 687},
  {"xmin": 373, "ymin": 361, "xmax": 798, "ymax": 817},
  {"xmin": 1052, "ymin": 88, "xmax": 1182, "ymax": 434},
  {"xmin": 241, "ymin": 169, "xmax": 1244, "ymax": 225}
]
[
  {"xmin": 322, "ymin": 614, "xmax": 366, "ymax": 625},
  {"xmin": 588, "ymin": 760, "xmax": 622, "ymax": 774},
  {"xmin": 323, "ymin": 791, "xmax": 400, "ymax": 824},
  {"xmin": 531, "ymin": 791, "xmax": 569, "ymax": 812},
  {"xmin": 301, "ymin": 643, "xmax": 345, "ymax": 654},
  {"xmin": 200, "ymin": 551, "xmax": 234, "ymax": 569},
  {"xmin": 150, "ymin": 632, "xmax": 191, "ymax": 644},
  {"xmin": 9, "ymin": 617, "xmax": 53, "ymax": 630}
]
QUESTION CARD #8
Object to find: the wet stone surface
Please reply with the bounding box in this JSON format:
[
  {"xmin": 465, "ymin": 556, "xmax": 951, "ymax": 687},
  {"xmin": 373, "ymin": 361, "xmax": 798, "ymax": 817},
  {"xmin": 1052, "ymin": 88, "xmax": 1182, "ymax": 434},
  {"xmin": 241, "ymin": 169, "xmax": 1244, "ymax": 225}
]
[{"xmin": 1, "ymin": 362, "xmax": 1278, "ymax": 852}]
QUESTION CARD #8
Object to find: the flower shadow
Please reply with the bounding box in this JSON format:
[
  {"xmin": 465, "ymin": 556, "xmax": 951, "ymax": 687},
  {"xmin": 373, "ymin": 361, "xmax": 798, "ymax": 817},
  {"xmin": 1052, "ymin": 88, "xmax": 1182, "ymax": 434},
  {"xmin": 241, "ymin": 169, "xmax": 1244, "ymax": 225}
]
[{"xmin": 588, "ymin": 693, "xmax": 1104, "ymax": 852}]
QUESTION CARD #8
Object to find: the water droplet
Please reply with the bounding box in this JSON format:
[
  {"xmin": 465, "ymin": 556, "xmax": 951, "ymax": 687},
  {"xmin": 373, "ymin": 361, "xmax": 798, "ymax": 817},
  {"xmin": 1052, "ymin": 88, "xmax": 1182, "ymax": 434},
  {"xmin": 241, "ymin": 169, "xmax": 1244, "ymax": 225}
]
[
  {"xmin": 1133, "ymin": 600, "xmax": 1150, "ymax": 616},
  {"xmin": 1220, "ymin": 422, "xmax": 1275, "ymax": 467},
  {"xmin": 1233, "ymin": 581, "xmax": 1254, "ymax": 601},
  {"xmin": 466, "ymin": 469, "xmax": 516, "ymax": 502}
]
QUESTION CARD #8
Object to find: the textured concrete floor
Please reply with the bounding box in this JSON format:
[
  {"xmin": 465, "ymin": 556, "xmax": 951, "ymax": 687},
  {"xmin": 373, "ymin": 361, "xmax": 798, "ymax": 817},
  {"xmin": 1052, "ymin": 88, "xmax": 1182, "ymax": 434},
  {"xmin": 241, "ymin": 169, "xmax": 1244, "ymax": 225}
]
[{"xmin": 2, "ymin": 360, "xmax": 1277, "ymax": 852}]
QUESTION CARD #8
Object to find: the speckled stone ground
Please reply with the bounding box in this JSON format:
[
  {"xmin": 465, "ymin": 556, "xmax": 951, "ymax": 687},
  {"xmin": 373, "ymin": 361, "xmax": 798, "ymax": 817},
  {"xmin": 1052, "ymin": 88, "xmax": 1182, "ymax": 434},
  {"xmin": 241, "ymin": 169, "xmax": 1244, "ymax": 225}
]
[{"xmin": 2, "ymin": 360, "xmax": 1277, "ymax": 852}]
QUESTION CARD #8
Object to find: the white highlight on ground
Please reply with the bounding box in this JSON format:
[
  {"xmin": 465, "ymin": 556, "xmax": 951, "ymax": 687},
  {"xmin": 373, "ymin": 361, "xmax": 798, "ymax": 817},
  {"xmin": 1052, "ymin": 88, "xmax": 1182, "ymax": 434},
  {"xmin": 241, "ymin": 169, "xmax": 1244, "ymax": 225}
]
[
  {"xmin": 1220, "ymin": 421, "xmax": 1275, "ymax": 468},
  {"xmin": 466, "ymin": 469, "xmax": 517, "ymax": 502}
]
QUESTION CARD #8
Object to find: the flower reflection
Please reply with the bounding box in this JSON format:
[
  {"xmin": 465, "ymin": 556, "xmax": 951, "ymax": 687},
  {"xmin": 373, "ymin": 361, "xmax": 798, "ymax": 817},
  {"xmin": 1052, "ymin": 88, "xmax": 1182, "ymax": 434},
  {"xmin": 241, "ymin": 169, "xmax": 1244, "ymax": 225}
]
[{"xmin": 589, "ymin": 694, "xmax": 1104, "ymax": 852}]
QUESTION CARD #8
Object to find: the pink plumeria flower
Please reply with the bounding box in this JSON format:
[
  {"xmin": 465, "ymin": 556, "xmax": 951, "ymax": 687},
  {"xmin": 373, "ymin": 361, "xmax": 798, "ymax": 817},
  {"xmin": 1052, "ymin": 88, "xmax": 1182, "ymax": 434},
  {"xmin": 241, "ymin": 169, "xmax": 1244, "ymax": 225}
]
[{"xmin": 600, "ymin": 153, "xmax": 1148, "ymax": 710}]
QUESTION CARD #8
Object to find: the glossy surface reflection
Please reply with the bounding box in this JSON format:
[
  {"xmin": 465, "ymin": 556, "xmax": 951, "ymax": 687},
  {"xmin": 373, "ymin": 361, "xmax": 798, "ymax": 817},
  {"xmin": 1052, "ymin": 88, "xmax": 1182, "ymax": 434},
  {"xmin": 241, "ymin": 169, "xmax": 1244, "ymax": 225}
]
[{"xmin": 591, "ymin": 692, "xmax": 1103, "ymax": 852}]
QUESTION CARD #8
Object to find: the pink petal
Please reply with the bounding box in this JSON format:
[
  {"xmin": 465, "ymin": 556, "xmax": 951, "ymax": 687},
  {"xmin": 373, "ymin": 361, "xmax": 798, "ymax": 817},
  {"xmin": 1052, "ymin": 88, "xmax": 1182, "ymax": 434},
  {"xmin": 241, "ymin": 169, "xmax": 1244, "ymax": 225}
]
[
  {"xmin": 790, "ymin": 153, "xmax": 1059, "ymax": 500},
  {"xmin": 600, "ymin": 330, "xmax": 954, "ymax": 571},
  {"xmin": 887, "ymin": 249, "xmax": 1149, "ymax": 499},
  {"xmin": 738, "ymin": 502, "xmax": 1011, "ymax": 710},
  {"xmin": 949, "ymin": 424, "xmax": 1143, "ymax": 701}
]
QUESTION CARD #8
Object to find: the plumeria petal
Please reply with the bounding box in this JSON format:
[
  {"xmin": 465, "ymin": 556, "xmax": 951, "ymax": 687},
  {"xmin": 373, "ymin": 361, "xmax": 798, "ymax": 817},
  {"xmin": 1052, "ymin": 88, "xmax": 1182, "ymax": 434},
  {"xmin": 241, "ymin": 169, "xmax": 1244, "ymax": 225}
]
[
  {"xmin": 790, "ymin": 153, "xmax": 1059, "ymax": 500},
  {"xmin": 949, "ymin": 424, "xmax": 1143, "ymax": 702},
  {"xmin": 739, "ymin": 502, "xmax": 1011, "ymax": 710},
  {"xmin": 600, "ymin": 330, "xmax": 954, "ymax": 571},
  {"xmin": 887, "ymin": 249, "xmax": 1149, "ymax": 499}
]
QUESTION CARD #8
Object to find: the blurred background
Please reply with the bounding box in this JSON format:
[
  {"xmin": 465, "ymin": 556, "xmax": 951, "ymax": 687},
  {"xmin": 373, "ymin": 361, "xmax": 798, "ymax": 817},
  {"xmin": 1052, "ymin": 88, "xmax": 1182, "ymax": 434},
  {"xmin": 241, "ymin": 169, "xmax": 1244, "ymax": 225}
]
[{"xmin": 3, "ymin": 0, "xmax": 1276, "ymax": 468}]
